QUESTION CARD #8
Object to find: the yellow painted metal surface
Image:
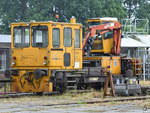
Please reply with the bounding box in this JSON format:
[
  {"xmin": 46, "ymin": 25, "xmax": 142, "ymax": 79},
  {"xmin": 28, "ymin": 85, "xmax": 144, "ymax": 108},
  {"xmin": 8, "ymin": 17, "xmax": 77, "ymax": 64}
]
[
  {"xmin": 101, "ymin": 56, "xmax": 121, "ymax": 75},
  {"xmin": 70, "ymin": 17, "xmax": 76, "ymax": 23},
  {"xmin": 103, "ymin": 38, "xmax": 113, "ymax": 54},
  {"xmin": 11, "ymin": 70, "xmax": 52, "ymax": 92},
  {"xmin": 12, "ymin": 48, "xmax": 48, "ymax": 67},
  {"xmin": 90, "ymin": 38, "xmax": 113, "ymax": 54},
  {"xmin": 83, "ymin": 56, "xmax": 102, "ymax": 60},
  {"xmin": 83, "ymin": 56, "xmax": 121, "ymax": 75}
]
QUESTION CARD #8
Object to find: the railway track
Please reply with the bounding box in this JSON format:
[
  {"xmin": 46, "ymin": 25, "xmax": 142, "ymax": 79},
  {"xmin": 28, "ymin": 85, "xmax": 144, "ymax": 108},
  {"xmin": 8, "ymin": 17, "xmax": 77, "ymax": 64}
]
[
  {"xmin": 0, "ymin": 92, "xmax": 58, "ymax": 98},
  {"xmin": 42, "ymin": 96, "xmax": 150, "ymax": 107},
  {"xmin": 0, "ymin": 90, "xmax": 92, "ymax": 99},
  {"xmin": 1, "ymin": 78, "xmax": 150, "ymax": 107},
  {"xmin": 1, "ymin": 89, "xmax": 150, "ymax": 106},
  {"xmin": 1, "ymin": 89, "xmax": 150, "ymax": 111}
]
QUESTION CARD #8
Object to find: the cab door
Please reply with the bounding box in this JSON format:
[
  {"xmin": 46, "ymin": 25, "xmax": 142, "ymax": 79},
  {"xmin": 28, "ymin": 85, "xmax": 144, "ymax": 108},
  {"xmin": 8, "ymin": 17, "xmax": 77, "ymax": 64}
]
[
  {"xmin": 50, "ymin": 24, "xmax": 64, "ymax": 69},
  {"xmin": 63, "ymin": 27, "xmax": 74, "ymax": 69},
  {"xmin": 73, "ymin": 27, "xmax": 82, "ymax": 69}
]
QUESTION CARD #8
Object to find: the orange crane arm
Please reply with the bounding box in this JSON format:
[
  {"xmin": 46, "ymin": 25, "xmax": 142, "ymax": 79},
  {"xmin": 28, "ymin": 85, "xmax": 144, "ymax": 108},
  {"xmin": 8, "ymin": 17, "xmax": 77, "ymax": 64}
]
[{"xmin": 82, "ymin": 22, "xmax": 121, "ymax": 55}]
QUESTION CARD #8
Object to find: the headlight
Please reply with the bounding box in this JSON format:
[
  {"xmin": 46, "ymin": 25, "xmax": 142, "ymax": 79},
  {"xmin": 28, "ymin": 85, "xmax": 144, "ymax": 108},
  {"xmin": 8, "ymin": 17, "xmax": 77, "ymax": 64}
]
[
  {"xmin": 11, "ymin": 62, "xmax": 16, "ymax": 65},
  {"xmin": 43, "ymin": 61, "xmax": 47, "ymax": 65}
]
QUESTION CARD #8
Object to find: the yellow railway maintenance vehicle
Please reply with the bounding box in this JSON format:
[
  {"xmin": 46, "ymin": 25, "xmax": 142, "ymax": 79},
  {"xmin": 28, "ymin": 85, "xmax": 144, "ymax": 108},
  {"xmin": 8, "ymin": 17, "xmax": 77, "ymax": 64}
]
[
  {"xmin": 5, "ymin": 17, "xmax": 142, "ymax": 95},
  {"xmin": 5, "ymin": 17, "xmax": 83, "ymax": 93}
]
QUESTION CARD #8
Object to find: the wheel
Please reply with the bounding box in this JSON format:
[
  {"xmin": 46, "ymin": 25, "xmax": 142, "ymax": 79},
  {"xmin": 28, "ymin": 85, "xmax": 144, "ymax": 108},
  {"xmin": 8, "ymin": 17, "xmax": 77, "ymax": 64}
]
[
  {"xmin": 55, "ymin": 72, "xmax": 67, "ymax": 93},
  {"xmin": 125, "ymin": 69, "xmax": 133, "ymax": 77}
]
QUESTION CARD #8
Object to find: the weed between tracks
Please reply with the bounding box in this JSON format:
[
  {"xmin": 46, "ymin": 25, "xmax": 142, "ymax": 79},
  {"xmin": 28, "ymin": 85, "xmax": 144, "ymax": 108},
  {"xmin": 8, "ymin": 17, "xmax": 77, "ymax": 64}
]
[
  {"xmin": 1, "ymin": 89, "xmax": 150, "ymax": 108},
  {"xmin": 0, "ymin": 89, "xmax": 105, "ymax": 105},
  {"xmin": 54, "ymin": 89, "xmax": 104, "ymax": 101}
]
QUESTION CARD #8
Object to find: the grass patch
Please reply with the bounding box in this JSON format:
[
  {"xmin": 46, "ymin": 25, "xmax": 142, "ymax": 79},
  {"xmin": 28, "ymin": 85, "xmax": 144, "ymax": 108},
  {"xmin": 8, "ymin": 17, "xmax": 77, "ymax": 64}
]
[
  {"xmin": 51, "ymin": 89, "xmax": 104, "ymax": 101},
  {"xmin": 109, "ymin": 100, "xmax": 117, "ymax": 105},
  {"xmin": 140, "ymin": 80, "xmax": 150, "ymax": 86},
  {"xmin": 77, "ymin": 101, "xmax": 86, "ymax": 104}
]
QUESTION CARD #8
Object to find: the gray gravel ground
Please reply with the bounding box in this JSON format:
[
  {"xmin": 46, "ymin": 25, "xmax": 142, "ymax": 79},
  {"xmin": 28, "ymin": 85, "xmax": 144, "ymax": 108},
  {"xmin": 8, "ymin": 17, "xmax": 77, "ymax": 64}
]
[{"xmin": 0, "ymin": 96, "xmax": 150, "ymax": 113}]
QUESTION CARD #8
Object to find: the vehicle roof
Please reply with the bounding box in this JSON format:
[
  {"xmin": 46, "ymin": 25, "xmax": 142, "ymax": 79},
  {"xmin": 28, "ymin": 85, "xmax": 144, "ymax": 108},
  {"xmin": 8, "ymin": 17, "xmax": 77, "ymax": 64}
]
[
  {"xmin": 88, "ymin": 17, "xmax": 118, "ymax": 21},
  {"xmin": 11, "ymin": 21, "xmax": 82, "ymax": 26}
]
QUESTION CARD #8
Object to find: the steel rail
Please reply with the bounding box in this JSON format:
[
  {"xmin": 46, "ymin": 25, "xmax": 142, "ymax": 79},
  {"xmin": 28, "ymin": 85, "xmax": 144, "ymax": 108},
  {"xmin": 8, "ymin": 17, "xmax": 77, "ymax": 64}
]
[
  {"xmin": 0, "ymin": 90, "xmax": 92, "ymax": 99},
  {"xmin": 43, "ymin": 96, "xmax": 150, "ymax": 106}
]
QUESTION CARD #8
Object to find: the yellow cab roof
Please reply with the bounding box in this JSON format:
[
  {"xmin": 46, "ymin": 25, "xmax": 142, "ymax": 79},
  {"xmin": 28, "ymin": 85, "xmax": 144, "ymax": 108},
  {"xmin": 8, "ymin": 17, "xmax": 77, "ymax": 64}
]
[{"xmin": 11, "ymin": 21, "xmax": 82, "ymax": 27}]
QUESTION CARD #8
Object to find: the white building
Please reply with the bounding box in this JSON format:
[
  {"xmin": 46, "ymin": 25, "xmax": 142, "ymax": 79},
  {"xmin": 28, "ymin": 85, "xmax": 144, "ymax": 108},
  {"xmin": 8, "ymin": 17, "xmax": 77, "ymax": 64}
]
[{"xmin": 0, "ymin": 35, "xmax": 11, "ymax": 74}]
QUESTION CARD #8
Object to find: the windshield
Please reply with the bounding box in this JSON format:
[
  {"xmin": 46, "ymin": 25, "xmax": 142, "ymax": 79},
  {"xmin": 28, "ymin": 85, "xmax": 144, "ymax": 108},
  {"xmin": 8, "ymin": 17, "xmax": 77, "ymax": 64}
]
[
  {"xmin": 32, "ymin": 25, "xmax": 48, "ymax": 48},
  {"xmin": 102, "ymin": 21, "xmax": 112, "ymax": 24},
  {"xmin": 103, "ymin": 31, "xmax": 113, "ymax": 39},
  {"xmin": 88, "ymin": 21, "xmax": 100, "ymax": 27},
  {"xmin": 13, "ymin": 26, "xmax": 29, "ymax": 47}
]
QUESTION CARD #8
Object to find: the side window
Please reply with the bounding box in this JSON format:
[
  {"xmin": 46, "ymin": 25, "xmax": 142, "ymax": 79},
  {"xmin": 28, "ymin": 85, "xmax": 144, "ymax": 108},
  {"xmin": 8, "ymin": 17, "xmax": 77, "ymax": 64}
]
[
  {"xmin": 53, "ymin": 28, "xmax": 60, "ymax": 48},
  {"xmin": 32, "ymin": 26, "xmax": 48, "ymax": 48},
  {"xmin": 64, "ymin": 28, "xmax": 72, "ymax": 47},
  {"xmin": 75, "ymin": 29, "xmax": 80, "ymax": 48},
  {"xmin": 13, "ymin": 27, "xmax": 29, "ymax": 47},
  {"xmin": 103, "ymin": 31, "xmax": 113, "ymax": 40},
  {"xmin": 0, "ymin": 49, "xmax": 8, "ymax": 72}
]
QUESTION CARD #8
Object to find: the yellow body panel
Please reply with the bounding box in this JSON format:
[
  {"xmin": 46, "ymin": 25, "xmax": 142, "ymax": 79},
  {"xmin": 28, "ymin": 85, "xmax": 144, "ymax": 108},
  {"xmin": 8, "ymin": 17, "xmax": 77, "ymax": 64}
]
[
  {"xmin": 103, "ymin": 38, "xmax": 113, "ymax": 53},
  {"xmin": 101, "ymin": 56, "xmax": 121, "ymax": 75},
  {"xmin": 83, "ymin": 56, "xmax": 121, "ymax": 75},
  {"xmin": 11, "ymin": 70, "xmax": 52, "ymax": 92},
  {"xmin": 91, "ymin": 38, "xmax": 113, "ymax": 54},
  {"xmin": 12, "ymin": 48, "xmax": 49, "ymax": 67}
]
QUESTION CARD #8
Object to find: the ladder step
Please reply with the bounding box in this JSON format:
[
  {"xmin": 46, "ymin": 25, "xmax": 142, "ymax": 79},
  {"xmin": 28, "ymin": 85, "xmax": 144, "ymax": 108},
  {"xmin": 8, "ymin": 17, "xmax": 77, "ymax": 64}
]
[
  {"xmin": 67, "ymin": 80, "xmax": 76, "ymax": 83},
  {"xmin": 66, "ymin": 75, "xmax": 81, "ymax": 78},
  {"xmin": 67, "ymin": 86, "xmax": 77, "ymax": 89}
]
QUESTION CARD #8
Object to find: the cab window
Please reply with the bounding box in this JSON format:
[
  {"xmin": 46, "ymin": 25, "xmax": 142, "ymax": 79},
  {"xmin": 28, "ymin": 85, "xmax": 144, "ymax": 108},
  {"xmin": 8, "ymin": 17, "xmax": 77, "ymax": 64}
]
[
  {"xmin": 13, "ymin": 26, "xmax": 29, "ymax": 47},
  {"xmin": 102, "ymin": 21, "xmax": 111, "ymax": 24},
  {"xmin": 103, "ymin": 31, "xmax": 113, "ymax": 40},
  {"xmin": 53, "ymin": 28, "xmax": 60, "ymax": 48},
  {"xmin": 75, "ymin": 29, "xmax": 80, "ymax": 48},
  {"xmin": 64, "ymin": 28, "xmax": 72, "ymax": 47},
  {"xmin": 88, "ymin": 21, "xmax": 100, "ymax": 27},
  {"xmin": 32, "ymin": 25, "xmax": 48, "ymax": 48}
]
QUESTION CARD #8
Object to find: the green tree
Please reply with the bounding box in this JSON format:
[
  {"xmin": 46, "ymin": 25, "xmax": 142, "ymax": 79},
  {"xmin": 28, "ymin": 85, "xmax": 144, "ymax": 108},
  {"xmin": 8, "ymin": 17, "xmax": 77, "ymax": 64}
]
[
  {"xmin": 136, "ymin": 1, "xmax": 150, "ymax": 19},
  {"xmin": 136, "ymin": 0, "xmax": 150, "ymax": 33},
  {"xmin": 123, "ymin": 0, "xmax": 142, "ymax": 18},
  {"xmin": 27, "ymin": 0, "xmax": 54, "ymax": 21},
  {"xmin": 101, "ymin": 0, "xmax": 127, "ymax": 20},
  {"xmin": 0, "ymin": 0, "xmax": 127, "ymax": 34},
  {"xmin": 0, "ymin": 0, "xmax": 29, "ymax": 33},
  {"xmin": 52, "ymin": 0, "xmax": 127, "ymax": 24}
]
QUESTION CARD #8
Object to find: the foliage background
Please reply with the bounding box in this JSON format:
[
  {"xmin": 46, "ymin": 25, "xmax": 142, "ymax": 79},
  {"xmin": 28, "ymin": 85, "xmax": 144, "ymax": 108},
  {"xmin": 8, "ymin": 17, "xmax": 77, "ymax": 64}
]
[{"xmin": 0, "ymin": 0, "xmax": 149, "ymax": 34}]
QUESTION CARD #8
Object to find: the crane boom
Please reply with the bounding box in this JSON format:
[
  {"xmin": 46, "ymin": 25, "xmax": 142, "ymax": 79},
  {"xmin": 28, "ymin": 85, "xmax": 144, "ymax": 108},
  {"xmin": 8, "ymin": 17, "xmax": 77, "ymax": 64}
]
[{"xmin": 82, "ymin": 22, "xmax": 121, "ymax": 56}]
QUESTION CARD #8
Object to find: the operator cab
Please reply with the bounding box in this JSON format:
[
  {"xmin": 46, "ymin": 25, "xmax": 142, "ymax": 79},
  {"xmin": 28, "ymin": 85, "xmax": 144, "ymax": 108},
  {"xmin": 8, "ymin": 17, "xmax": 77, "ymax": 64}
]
[
  {"xmin": 11, "ymin": 18, "xmax": 83, "ymax": 70},
  {"xmin": 85, "ymin": 17, "xmax": 119, "ymax": 55}
]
